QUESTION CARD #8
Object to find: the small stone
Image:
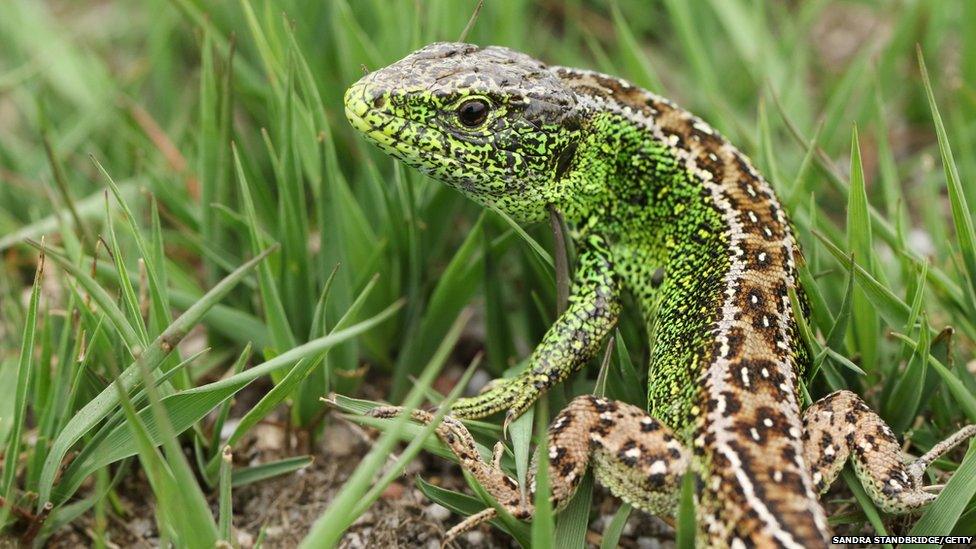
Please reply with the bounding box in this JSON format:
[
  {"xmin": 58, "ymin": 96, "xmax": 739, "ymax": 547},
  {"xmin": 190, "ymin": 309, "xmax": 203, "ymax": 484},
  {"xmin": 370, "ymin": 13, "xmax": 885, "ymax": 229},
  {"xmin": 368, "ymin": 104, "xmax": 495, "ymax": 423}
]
[
  {"xmin": 591, "ymin": 514, "xmax": 611, "ymax": 531},
  {"xmin": 253, "ymin": 423, "xmax": 286, "ymax": 452},
  {"xmin": 434, "ymin": 370, "xmax": 459, "ymax": 395},
  {"xmin": 637, "ymin": 536, "xmax": 662, "ymax": 549},
  {"xmin": 381, "ymin": 481, "xmax": 405, "ymax": 499},
  {"xmin": 425, "ymin": 503, "xmax": 451, "ymax": 521},
  {"xmin": 131, "ymin": 517, "xmax": 153, "ymax": 537},
  {"xmin": 323, "ymin": 423, "xmax": 359, "ymax": 457},
  {"xmin": 466, "ymin": 370, "xmax": 492, "ymax": 395},
  {"xmin": 465, "ymin": 530, "xmax": 485, "ymax": 545},
  {"xmin": 220, "ymin": 419, "xmax": 240, "ymax": 441},
  {"xmin": 236, "ymin": 530, "xmax": 255, "ymax": 548}
]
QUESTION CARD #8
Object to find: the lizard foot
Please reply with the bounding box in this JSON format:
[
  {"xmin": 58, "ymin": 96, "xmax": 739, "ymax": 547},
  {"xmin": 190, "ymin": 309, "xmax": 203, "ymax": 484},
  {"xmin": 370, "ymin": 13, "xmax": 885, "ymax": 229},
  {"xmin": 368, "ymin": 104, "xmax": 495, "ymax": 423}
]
[
  {"xmin": 368, "ymin": 396, "xmax": 689, "ymax": 544},
  {"xmin": 802, "ymin": 390, "xmax": 976, "ymax": 514}
]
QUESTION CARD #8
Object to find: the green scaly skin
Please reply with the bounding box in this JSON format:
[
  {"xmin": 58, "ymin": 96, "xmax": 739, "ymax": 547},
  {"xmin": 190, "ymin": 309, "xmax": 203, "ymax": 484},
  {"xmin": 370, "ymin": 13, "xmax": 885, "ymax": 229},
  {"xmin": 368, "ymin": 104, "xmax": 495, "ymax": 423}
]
[{"xmin": 344, "ymin": 43, "xmax": 976, "ymax": 548}]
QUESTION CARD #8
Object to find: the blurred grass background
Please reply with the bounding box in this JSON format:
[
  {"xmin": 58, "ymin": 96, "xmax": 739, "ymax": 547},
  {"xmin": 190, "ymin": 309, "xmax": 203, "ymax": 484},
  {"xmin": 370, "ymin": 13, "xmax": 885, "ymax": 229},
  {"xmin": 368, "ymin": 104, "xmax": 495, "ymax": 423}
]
[{"xmin": 1, "ymin": 0, "xmax": 976, "ymax": 546}]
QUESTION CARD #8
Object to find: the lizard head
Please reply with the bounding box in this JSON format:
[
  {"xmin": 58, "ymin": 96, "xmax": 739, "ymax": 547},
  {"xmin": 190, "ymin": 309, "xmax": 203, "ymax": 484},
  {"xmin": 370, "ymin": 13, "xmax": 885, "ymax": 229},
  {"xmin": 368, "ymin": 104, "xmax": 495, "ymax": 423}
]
[{"xmin": 344, "ymin": 42, "xmax": 585, "ymax": 223}]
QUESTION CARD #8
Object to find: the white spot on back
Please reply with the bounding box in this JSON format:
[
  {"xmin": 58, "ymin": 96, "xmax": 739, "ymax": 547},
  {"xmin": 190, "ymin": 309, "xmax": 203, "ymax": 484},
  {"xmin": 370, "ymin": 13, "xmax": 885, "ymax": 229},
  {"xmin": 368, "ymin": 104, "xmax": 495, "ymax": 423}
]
[{"xmin": 649, "ymin": 460, "xmax": 667, "ymax": 475}]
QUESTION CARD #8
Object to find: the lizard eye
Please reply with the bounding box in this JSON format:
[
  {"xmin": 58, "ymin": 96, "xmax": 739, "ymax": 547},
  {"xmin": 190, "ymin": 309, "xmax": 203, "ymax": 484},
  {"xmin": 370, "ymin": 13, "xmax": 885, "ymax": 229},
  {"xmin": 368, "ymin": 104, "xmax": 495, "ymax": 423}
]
[{"xmin": 457, "ymin": 98, "xmax": 489, "ymax": 127}]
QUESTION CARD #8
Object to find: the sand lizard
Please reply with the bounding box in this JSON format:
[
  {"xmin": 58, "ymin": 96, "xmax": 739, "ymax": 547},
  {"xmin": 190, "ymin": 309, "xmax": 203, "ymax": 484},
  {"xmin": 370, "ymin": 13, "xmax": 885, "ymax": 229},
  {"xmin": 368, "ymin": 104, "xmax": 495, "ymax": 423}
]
[{"xmin": 343, "ymin": 43, "xmax": 976, "ymax": 547}]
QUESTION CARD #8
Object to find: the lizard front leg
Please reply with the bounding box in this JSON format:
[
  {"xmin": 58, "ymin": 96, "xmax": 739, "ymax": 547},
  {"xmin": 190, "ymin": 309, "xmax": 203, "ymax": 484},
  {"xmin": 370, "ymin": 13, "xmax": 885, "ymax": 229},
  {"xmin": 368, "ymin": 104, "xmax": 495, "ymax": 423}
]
[
  {"xmin": 371, "ymin": 395, "xmax": 689, "ymax": 545},
  {"xmin": 802, "ymin": 389, "xmax": 976, "ymax": 514},
  {"xmin": 450, "ymin": 233, "xmax": 621, "ymax": 425}
]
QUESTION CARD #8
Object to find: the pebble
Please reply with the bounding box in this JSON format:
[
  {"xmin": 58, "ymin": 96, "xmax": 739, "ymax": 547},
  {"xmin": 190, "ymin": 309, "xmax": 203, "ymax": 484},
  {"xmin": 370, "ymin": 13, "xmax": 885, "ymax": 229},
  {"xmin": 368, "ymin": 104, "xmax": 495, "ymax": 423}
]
[
  {"xmin": 323, "ymin": 423, "xmax": 359, "ymax": 457},
  {"xmin": 382, "ymin": 482, "xmax": 405, "ymax": 499},
  {"xmin": 236, "ymin": 530, "xmax": 255, "ymax": 548},
  {"xmin": 425, "ymin": 503, "xmax": 451, "ymax": 521},
  {"xmin": 637, "ymin": 536, "xmax": 662, "ymax": 549},
  {"xmin": 466, "ymin": 370, "xmax": 492, "ymax": 395}
]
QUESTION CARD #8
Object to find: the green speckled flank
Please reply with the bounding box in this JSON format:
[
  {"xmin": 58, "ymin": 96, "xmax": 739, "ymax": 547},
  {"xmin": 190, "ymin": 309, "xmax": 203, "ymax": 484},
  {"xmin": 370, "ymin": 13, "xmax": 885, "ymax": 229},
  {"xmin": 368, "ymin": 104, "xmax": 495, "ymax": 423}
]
[{"xmin": 345, "ymin": 43, "xmax": 976, "ymax": 548}]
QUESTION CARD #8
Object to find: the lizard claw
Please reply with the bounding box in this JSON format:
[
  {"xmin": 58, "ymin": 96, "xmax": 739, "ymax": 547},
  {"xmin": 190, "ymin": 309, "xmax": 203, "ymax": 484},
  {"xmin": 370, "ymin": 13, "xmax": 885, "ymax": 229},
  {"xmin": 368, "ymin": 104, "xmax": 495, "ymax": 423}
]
[{"xmin": 503, "ymin": 410, "xmax": 516, "ymax": 437}]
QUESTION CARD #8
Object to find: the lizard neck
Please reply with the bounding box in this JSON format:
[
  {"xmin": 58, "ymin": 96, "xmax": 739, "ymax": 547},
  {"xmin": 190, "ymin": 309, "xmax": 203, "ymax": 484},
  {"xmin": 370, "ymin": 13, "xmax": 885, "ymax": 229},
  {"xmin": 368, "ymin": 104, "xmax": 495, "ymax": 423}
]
[{"xmin": 556, "ymin": 67, "xmax": 830, "ymax": 546}]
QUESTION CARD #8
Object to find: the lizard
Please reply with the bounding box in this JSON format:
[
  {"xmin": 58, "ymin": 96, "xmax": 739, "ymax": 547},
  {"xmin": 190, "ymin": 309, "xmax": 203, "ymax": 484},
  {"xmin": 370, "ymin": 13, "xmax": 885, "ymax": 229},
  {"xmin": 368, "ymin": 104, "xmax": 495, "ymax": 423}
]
[{"xmin": 343, "ymin": 42, "xmax": 976, "ymax": 547}]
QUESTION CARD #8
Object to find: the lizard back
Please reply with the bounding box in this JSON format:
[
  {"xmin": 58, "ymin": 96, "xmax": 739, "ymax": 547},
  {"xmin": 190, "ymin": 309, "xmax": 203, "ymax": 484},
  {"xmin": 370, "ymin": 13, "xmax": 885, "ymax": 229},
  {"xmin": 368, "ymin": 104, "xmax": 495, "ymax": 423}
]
[{"xmin": 553, "ymin": 67, "xmax": 829, "ymax": 547}]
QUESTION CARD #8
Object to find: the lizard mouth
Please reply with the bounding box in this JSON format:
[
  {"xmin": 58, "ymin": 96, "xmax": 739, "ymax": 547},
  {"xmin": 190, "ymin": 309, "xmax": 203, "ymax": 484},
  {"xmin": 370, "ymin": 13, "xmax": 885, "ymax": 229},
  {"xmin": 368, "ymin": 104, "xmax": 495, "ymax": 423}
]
[
  {"xmin": 344, "ymin": 83, "xmax": 486, "ymax": 197},
  {"xmin": 343, "ymin": 104, "xmax": 372, "ymax": 135},
  {"xmin": 345, "ymin": 80, "xmax": 431, "ymax": 157},
  {"xmin": 343, "ymin": 77, "xmax": 544, "ymax": 215}
]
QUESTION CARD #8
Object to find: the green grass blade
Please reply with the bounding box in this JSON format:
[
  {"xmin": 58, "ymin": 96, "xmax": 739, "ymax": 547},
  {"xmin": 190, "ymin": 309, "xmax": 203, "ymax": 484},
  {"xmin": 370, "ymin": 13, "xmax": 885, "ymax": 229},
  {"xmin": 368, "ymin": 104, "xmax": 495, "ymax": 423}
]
[
  {"xmin": 232, "ymin": 144, "xmax": 296, "ymax": 352},
  {"xmin": 53, "ymin": 298, "xmax": 403, "ymax": 501},
  {"xmin": 103, "ymin": 185, "xmax": 150, "ymax": 345},
  {"xmin": 825, "ymin": 255, "xmax": 856, "ymax": 352},
  {"xmin": 0, "ymin": 252, "xmax": 43, "ymax": 532},
  {"xmin": 298, "ymin": 310, "xmax": 471, "ymax": 547},
  {"xmin": 891, "ymin": 333, "xmax": 976, "ymax": 423},
  {"xmin": 348, "ymin": 358, "xmax": 480, "ymax": 519},
  {"xmin": 553, "ymin": 471, "xmax": 593, "ymax": 547},
  {"xmin": 814, "ymin": 232, "xmax": 912, "ymax": 329},
  {"xmin": 675, "ymin": 471, "xmax": 696, "ymax": 549},
  {"xmin": 38, "ymin": 246, "xmax": 277, "ymax": 508},
  {"xmin": 27, "ymin": 241, "xmax": 141, "ymax": 352},
  {"xmin": 507, "ymin": 394, "xmax": 535, "ymax": 491},
  {"xmin": 218, "ymin": 446, "xmax": 233, "ymax": 542},
  {"xmin": 600, "ymin": 503, "xmax": 631, "ymax": 549},
  {"xmin": 416, "ymin": 477, "xmax": 530, "ymax": 544},
  {"xmin": 392, "ymin": 212, "xmax": 486, "ymax": 398},
  {"xmin": 231, "ymin": 456, "xmax": 313, "ymax": 488},
  {"xmin": 885, "ymin": 313, "xmax": 930, "ymax": 433},
  {"xmin": 917, "ymin": 46, "xmax": 976, "ymax": 315},
  {"xmin": 135, "ymin": 344, "xmax": 220, "ymax": 545},
  {"xmin": 846, "ymin": 126, "xmax": 879, "ymax": 373},
  {"xmin": 531, "ymin": 398, "xmax": 554, "ymax": 549}
]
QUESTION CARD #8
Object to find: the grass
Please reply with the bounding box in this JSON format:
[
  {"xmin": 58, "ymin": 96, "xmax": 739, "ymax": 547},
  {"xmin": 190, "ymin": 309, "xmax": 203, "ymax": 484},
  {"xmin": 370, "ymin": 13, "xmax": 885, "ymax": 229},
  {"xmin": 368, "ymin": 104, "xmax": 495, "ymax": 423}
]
[{"xmin": 1, "ymin": 0, "xmax": 976, "ymax": 546}]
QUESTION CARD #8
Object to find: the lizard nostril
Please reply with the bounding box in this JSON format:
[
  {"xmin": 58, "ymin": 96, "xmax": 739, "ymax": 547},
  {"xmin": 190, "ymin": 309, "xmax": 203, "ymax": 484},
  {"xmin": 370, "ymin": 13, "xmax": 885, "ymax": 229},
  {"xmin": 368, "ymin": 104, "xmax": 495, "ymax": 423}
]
[{"xmin": 372, "ymin": 94, "xmax": 387, "ymax": 109}]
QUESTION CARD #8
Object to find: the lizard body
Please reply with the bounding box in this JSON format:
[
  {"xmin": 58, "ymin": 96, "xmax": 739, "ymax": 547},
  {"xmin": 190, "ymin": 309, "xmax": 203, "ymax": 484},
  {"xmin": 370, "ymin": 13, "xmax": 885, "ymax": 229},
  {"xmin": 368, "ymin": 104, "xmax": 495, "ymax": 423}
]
[{"xmin": 344, "ymin": 43, "xmax": 975, "ymax": 547}]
